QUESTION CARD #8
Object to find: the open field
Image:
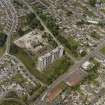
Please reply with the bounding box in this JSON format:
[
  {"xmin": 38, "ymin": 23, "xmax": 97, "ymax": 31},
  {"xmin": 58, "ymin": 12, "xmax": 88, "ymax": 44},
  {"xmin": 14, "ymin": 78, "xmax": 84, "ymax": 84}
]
[
  {"xmin": 100, "ymin": 47, "xmax": 105, "ymax": 55},
  {"xmin": 10, "ymin": 44, "xmax": 73, "ymax": 85}
]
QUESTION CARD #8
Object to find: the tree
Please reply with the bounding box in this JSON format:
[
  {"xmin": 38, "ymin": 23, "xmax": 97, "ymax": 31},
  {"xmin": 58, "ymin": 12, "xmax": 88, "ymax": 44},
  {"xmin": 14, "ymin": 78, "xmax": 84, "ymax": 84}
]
[
  {"xmin": 10, "ymin": 44, "xmax": 18, "ymax": 54},
  {"xmin": 89, "ymin": 0, "xmax": 97, "ymax": 7},
  {"xmin": 0, "ymin": 32, "xmax": 7, "ymax": 47}
]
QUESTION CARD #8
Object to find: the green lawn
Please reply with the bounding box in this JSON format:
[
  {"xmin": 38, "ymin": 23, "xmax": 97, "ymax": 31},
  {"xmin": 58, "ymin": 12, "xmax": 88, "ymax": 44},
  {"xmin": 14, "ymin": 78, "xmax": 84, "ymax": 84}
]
[
  {"xmin": 66, "ymin": 37, "xmax": 80, "ymax": 57},
  {"xmin": 14, "ymin": 47, "xmax": 35, "ymax": 71},
  {"xmin": 42, "ymin": 56, "xmax": 73, "ymax": 84},
  {"xmin": 20, "ymin": 54, "xmax": 73, "ymax": 85},
  {"xmin": 0, "ymin": 100, "xmax": 24, "ymax": 105},
  {"xmin": 0, "ymin": 32, "xmax": 7, "ymax": 57},
  {"xmin": 101, "ymin": 47, "xmax": 105, "ymax": 55},
  {"xmin": 11, "ymin": 45, "xmax": 73, "ymax": 84},
  {"xmin": 0, "ymin": 45, "xmax": 6, "ymax": 57},
  {"xmin": 32, "ymin": 8, "xmax": 80, "ymax": 58},
  {"xmin": 30, "ymin": 86, "xmax": 46, "ymax": 101},
  {"xmin": 16, "ymin": 50, "xmax": 34, "ymax": 70}
]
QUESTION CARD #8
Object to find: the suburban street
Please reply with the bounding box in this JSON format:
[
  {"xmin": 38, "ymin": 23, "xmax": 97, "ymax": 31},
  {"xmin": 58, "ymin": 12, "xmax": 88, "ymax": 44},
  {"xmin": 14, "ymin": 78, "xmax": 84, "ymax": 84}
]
[
  {"xmin": 10, "ymin": 54, "xmax": 45, "ymax": 86},
  {"xmin": 19, "ymin": 1, "xmax": 105, "ymax": 105},
  {"xmin": 0, "ymin": 0, "xmax": 18, "ymax": 54},
  {"xmin": 1, "ymin": 0, "xmax": 105, "ymax": 105}
]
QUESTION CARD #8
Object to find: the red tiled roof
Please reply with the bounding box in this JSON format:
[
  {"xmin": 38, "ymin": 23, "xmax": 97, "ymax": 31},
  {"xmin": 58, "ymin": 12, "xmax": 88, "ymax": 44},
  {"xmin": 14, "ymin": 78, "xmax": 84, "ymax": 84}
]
[
  {"xmin": 47, "ymin": 84, "xmax": 63, "ymax": 102},
  {"xmin": 65, "ymin": 69, "xmax": 87, "ymax": 87}
]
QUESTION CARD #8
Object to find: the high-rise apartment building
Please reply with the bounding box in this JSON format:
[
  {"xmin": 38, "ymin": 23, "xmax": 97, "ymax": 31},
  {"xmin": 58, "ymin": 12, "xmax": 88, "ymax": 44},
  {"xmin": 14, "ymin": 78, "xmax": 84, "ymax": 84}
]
[{"xmin": 37, "ymin": 45, "xmax": 64, "ymax": 71}]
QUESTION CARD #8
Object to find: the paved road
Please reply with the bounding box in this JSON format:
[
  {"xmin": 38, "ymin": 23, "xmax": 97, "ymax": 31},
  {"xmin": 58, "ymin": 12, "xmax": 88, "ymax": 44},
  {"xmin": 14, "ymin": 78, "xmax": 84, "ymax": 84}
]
[
  {"xmin": 1, "ymin": 0, "xmax": 105, "ymax": 105},
  {"xmin": 1, "ymin": 0, "xmax": 18, "ymax": 33},
  {"xmin": 45, "ymin": 34, "xmax": 105, "ymax": 92},
  {"xmin": 0, "ymin": 0, "xmax": 18, "ymax": 54},
  {"xmin": 22, "ymin": 0, "xmax": 60, "ymax": 45},
  {"xmin": 20, "ymin": 0, "xmax": 105, "ymax": 104},
  {"xmin": 21, "ymin": 0, "xmax": 76, "ymax": 63},
  {"xmin": 10, "ymin": 54, "xmax": 45, "ymax": 86},
  {"xmin": 0, "ymin": 0, "xmax": 18, "ymax": 58},
  {"xmin": 33, "ymin": 36, "xmax": 105, "ymax": 105}
]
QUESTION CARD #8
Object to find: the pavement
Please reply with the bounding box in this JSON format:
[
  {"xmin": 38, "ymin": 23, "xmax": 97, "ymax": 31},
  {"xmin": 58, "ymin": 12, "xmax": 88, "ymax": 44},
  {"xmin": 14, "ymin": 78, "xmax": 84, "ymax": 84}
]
[
  {"xmin": 1, "ymin": 0, "xmax": 105, "ymax": 105},
  {"xmin": 0, "ymin": 0, "xmax": 18, "ymax": 55},
  {"xmin": 10, "ymin": 54, "xmax": 45, "ymax": 86},
  {"xmin": 19, "ymin": 1, "xmax": 105, "ymax": 105}
]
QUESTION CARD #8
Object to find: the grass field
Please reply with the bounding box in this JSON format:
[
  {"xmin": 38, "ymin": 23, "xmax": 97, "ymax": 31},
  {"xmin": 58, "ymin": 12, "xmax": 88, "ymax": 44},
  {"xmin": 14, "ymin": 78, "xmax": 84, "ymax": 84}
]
[
  {"xmin": 101, "ymin": 47, "xmax": 105, "ymax": 55},
  {"xmin": 11, "ymin": 45, "xmax": 73, "ymax": 85},
  {"xmin": 16, "ymin": 50, "xmax": 73, "ymax": 84},
  {"xmin": 15, "ymin": 48, "xmax": 35, "ymax": 70},
  {"xmin": 0, "ymin": 99, "xmax": 24, "ymax": 105},
  {"xmin": 0, "ymin": 45, "xmax": 6, "ymax": 57}
]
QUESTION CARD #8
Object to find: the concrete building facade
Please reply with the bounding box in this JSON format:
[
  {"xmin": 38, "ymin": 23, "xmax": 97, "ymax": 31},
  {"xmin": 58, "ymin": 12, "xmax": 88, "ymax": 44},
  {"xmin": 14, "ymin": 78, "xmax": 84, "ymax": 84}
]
[{"xmin": 37, "ymin": 45, "xmax": 64, "ymax": 71}]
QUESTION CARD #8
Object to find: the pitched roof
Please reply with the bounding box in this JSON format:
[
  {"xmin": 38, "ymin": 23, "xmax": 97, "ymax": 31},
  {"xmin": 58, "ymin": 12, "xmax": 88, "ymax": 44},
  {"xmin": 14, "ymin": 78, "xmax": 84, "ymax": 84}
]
[
  {"xmin": 65, "ymin": 69, "xmax": 87, "ymax": 87},
  {"xmin": 47, "ymin": 84, "xmax": 63, "ymax": 102}
]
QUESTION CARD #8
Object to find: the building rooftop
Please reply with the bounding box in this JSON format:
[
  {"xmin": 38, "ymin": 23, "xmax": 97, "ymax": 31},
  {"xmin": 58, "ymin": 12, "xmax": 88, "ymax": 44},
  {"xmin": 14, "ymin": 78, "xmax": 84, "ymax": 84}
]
[
  {"xmin": 46, "ymin": 84, "xmax": 64, "ymax": 102},
  {"xmin": 65, "ymin": 69, "xmax": 87, "ymax": 87}
]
